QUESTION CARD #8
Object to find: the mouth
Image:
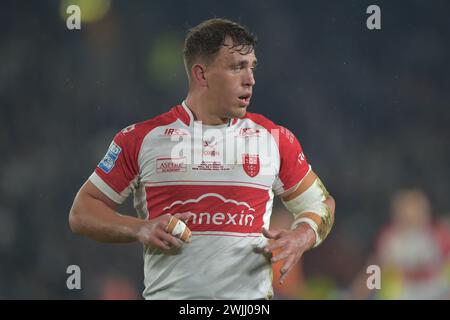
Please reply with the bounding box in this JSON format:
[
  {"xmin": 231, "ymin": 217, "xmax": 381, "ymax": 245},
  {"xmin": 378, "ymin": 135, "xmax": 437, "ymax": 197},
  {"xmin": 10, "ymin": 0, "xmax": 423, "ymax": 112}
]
[{"xmin": 238, "ymin": 94, "xmax": 252, "ymax": 106}]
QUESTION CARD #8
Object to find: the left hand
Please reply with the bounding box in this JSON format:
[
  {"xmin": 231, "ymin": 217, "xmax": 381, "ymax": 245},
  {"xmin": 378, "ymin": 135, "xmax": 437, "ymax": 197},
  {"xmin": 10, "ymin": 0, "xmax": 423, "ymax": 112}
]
[{"xmin": 263, "ymin": 223, "xmax": 316, "ymax": 284}]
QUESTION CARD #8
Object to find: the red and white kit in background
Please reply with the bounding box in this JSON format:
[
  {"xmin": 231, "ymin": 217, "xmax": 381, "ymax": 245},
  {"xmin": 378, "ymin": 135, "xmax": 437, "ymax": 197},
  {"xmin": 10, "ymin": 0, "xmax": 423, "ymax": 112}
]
[
  {"xmin": 376, "ymin": 224, "xmax": 450, "ymax": 299},
  {"xmin": 90, "ymin": 102, "xmax": 311, "ymax": 299}
]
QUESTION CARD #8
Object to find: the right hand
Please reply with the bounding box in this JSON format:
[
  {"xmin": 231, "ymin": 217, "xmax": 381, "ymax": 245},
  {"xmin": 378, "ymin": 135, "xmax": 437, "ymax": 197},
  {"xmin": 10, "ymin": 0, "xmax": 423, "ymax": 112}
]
[{"xmin": 135, "ymin": 212, "xmax": 194, "ymax": 250}]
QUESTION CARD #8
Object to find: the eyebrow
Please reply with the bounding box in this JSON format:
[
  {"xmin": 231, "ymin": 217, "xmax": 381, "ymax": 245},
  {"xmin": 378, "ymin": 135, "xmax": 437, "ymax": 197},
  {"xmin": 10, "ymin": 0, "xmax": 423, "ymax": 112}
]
[{"xmin": 235, "ymin": 59, "xmax": 258, "ymax": 67}]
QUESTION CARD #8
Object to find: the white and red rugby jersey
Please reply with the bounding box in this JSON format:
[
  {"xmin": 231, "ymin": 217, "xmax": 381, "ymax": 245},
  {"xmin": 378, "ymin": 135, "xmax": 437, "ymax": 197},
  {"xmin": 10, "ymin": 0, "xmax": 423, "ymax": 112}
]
[{"xmin": 89, "ymin": 102, "xmax": 311, "ymax": 299}]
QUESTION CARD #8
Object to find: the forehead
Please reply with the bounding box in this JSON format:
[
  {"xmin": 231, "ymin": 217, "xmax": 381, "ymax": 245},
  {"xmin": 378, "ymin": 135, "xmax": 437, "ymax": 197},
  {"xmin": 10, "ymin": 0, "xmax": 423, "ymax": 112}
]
[{"xmin": 214, "ymin": 40, "xmax": 257, "ymax": 64}]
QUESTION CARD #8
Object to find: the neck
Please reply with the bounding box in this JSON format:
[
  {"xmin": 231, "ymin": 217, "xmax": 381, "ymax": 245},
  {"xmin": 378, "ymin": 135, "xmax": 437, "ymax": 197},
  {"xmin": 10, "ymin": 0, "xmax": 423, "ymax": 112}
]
[{"xmin": 185, "ymin": 92, "xmax": 230, "ymax": 125}]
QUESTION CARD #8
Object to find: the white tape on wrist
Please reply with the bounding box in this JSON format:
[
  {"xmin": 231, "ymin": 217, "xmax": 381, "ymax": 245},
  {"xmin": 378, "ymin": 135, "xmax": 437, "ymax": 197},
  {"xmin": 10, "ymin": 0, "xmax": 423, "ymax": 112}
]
[
  {"xmin": 282, "ymin": 178, "xmax": 333, "ymax": 248},
  {"xmin": 291, "ymin": 217, "xmax": 321, "ymax": 248}
]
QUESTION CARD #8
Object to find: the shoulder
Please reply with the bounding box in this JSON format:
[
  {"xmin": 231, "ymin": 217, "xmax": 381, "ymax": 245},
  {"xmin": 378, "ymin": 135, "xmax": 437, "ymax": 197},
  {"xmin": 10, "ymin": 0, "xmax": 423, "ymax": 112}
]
[
  {"xmin": 242, "ymin": 112, "xmax": 278, "ymax": 131},
  {"xmin": 115, "ymin": 105, "xmax": 181, "ymax": 142},
  {"xmin": 243, "ymin": 112, "xmax": 300, "ymax": 145}
]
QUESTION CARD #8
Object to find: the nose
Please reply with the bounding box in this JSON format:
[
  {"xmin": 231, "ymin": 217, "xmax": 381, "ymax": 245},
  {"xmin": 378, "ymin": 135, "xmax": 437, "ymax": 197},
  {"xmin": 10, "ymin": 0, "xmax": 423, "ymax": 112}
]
[{"xmin": 243, "ymin": 68, "xmax": 255, "ymax": 87}]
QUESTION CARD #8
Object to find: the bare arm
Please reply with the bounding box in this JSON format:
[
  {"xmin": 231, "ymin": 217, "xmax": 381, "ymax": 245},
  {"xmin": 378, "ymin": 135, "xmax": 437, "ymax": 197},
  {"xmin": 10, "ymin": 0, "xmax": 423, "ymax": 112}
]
[{"xmin": 69, "ymin": 180, "xmax": 192, "ymax": 249}]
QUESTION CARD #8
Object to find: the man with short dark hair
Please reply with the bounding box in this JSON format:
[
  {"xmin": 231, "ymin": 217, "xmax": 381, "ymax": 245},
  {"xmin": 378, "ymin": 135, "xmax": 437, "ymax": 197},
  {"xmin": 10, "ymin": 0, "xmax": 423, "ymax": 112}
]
[{"xmin": 69, "ymin": 18, "xmax": 335, "ymax": 299}]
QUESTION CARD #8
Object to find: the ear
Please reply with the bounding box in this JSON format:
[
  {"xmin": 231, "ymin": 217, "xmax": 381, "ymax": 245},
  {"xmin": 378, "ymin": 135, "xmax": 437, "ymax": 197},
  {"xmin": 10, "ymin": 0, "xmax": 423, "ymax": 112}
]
[{"xmin": 191, "ymin": 64, "xmax": 208, "ymax": 87}]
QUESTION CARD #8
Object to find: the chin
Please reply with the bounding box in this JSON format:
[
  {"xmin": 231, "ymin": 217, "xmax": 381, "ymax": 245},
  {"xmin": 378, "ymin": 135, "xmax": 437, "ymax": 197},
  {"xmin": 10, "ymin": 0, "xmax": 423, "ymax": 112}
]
[{"xmin": 232, "ymin": 108, "xmax": 247, "ymax": 118}]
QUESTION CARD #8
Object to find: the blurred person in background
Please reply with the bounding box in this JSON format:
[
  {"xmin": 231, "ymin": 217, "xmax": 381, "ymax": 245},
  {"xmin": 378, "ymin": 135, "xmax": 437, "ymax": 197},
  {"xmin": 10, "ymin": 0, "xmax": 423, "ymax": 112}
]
[
  {"xmin": 97, "ymin": 273, "xmax": 140, "ymax": 300},
  {"xmin": 350, "ymin": 189, "xmax": 449, "ymax": 299},
  {"xmin": 68, "ymin": 18, "xmax": 335, "ymax": 299}
]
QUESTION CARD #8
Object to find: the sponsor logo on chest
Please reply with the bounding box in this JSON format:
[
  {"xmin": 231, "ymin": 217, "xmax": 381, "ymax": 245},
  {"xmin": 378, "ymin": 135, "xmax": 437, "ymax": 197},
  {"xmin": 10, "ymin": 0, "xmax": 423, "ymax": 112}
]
[
  {"xmin": 146, "ymin": 185, "xmax": 269, "ymax": 234},
  {"xmin": 156, "ymin": 157, "xmax": 186, "ymax": 173}
]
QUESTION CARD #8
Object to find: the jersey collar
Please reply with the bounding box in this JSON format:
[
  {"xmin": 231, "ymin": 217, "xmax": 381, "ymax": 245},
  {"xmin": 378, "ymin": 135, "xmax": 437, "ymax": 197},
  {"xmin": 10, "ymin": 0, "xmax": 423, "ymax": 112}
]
[{"xmin": 181, "ymin": 101, "xmax": 239, "ymax": 128}]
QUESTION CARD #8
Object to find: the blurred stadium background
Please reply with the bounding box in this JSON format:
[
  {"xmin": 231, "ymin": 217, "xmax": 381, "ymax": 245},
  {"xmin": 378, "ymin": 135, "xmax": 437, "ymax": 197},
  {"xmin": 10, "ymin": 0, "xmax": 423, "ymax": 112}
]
[{"xmin": 0, "ymin": 0, "xmax": 449, "ymax": 299}]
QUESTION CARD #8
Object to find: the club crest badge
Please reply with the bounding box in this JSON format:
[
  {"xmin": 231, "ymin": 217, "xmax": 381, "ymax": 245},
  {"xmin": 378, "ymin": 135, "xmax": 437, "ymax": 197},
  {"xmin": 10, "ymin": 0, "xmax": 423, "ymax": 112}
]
[{"xmin": 242, "ymin": 154, "xmax": 260, "ymax": 178}]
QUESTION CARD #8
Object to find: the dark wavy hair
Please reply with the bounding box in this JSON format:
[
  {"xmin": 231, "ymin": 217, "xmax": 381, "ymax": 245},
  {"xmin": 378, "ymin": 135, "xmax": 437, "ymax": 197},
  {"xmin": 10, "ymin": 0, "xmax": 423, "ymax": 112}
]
[{"xmin": 183, "ymin": 18, "xmax": 257, "ymax": 79}]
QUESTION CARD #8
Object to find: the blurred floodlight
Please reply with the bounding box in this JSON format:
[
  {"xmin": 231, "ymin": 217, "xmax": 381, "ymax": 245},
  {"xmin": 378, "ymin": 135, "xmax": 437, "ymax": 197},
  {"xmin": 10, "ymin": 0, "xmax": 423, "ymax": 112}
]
[
  {"xmin": 147, "ymin": 33, "xmax": 185, "ymax": 87},
  {"xmin": 60, "ymin": 0, "xmax": 111, "ymax": 23}
]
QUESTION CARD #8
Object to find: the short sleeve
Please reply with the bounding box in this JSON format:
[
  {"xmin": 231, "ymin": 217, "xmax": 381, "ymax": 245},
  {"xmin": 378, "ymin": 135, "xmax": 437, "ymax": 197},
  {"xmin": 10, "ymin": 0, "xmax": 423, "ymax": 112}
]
[
  {"xmin": 89, "ymin": 127, "xmax": 140, "ymax": 204},
  {"xmin": 273, "ymin": 126, "xmax": 311, "ymax": 196}
]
